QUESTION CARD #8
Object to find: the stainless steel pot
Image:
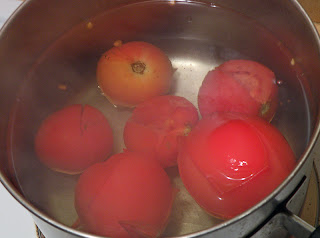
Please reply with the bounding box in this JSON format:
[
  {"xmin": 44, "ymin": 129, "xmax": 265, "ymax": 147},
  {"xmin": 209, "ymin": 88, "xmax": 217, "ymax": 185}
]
[{"xmin": 0, "ymin": 0, "xmax": 320, "ymax": 237}]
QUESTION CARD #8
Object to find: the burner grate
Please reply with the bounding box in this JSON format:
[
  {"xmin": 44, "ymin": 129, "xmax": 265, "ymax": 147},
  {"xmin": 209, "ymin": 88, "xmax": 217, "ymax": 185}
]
[{"xmin": 36, "ymin": 225, "xmax": 45, "ymax": 238}]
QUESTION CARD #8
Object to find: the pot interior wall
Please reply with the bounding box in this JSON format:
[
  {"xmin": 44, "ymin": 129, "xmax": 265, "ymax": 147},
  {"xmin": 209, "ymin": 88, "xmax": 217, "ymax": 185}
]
[{"xmin": 3, "ymin": 0, "xmax": 314, "ymax": 237}]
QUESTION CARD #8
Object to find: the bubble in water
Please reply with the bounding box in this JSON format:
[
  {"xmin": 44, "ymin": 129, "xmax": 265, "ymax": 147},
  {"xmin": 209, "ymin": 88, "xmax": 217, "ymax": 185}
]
[
  {"xmin": 210, "ymin": 3, "xmax": 217, "ymax": 7},
  {"xmin": 276, "ymin": 79, "xmax": 284, "ymax": 86},
  {"xmin": 98, "ymin": 86, "xmax": 105, "ymax": 96}
]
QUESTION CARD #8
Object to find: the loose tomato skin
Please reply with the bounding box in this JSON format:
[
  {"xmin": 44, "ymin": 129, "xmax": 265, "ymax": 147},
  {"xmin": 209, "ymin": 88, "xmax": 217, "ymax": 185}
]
[
  {"xmin": 34, "ymin": 104, "xmax": 113, "ymax": 174},
  {"xmin": 178, "ymin": 112, "xmax": 295, "ymax": 219},
  {"xmin": 74, "ymin": 151, "xmax": 176, "ymax": 238},
  {"xmin": 123, "ymin": 95, "xmax": 199, "ymax": 168},
  {"xmin": 198, "ymin": 60, "xmax": 278, "ymax": 121},
  {"xmin": 97, "ymin": 41, "xmax": 173, "ymax": 107}
]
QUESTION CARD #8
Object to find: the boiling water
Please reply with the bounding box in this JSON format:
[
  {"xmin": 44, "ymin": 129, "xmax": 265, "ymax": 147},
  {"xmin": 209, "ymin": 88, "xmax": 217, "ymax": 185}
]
[{"xmin": 7, "ymin": 0, "xmax": 311, "ymax": 236}]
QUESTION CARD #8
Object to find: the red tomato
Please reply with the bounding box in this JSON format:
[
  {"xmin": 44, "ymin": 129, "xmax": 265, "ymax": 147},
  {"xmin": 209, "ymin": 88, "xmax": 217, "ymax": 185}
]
[
  {"xmin": 74, "ymin": 151, "xmax": 176, "ymax": 238},
  {"xmin": 178, "ymin": 112, "xmax": 296, "ymax": 219},
  {"xmin": 123, "ymin": 95, "xmax": 199, "ymax": 168},
  {"xmin": 34, "ymin": 104, "xmax": 113, "ymax": 174},
  {"xmin": 97, "ymin": 41, "xmax": 173, "ymax": 107},
  {"xmin": 198, "ymin": 60, "xmax": 278, "ymax": 121}
]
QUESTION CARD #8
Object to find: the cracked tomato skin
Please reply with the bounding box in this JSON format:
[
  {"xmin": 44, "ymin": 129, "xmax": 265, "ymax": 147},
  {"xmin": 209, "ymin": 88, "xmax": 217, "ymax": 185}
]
[
  {"xmin": 34, "ymin": 104, "xmax": 113, "ymax": 174},
  {"xmin": 178, "ymin": 112, "xmax": 296, "ymax": 219},
  {"xmin": 123, "ymin": 95, "xmax": 199, "ymax": 168},
  {"xmin": 198, "ymin": 60, "xmax": 278, "ymax": 121},
  {"xmin": 97, "ymin": 41, "xmax": 173, "ymax": 107},
  {"xmin": 74, "ymin": 151, "xmax": 176, "ymax": 238}
]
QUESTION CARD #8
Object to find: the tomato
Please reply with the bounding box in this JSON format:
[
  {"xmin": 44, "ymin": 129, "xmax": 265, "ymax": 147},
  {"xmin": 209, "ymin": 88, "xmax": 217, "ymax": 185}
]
[
  {"xmin": 34, "ymin": 104, "xmax": 113, "ymax": 174},
  {"xmin": 74, "ymin": 151, "xmax": 176, "ymax": 238},
  {"xmin": 198, "ymin": 60, "xmax": 278, "ymax": 121},
  {"xmin": 177, "ymin": 112, "xmax": 296, "ymax": 219},
  {"xmin": 97, "ymin": 41, "xmax": 173, "ymax": 107},
  {"xmin": 123, "ymin": 95, "xmax": 199, "ymax": 168}
]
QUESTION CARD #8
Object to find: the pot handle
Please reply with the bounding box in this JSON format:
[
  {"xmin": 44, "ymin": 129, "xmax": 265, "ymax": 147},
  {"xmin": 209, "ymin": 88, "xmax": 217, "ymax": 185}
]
[
  {"xmin": 280, "ymin": 209, "xmax": 320, "ymax": 238},
  {"xmin": 275, "ymin": 163, "xmax": 320, "ymax": 238},
  {"xmin": 248, "ymin": 165, "xmax": 320, "ymax": 238}
]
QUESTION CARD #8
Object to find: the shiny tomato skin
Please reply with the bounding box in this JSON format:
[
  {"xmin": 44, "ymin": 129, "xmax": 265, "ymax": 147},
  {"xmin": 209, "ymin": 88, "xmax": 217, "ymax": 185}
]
[
  {"xmin": 123, "ymin": 95, "xmax": 199, "ymax": 168},
  {"xmin": 198, "ymin": 60, "xmax": 278, "ymax": 121},
  {"xmin": 97, "ymin": 41, "xmax": 173, "ymax": 107},
  {"xmin": 34, "ymin": 104, "xmax": 113, "ymax": 174},
  {"xmin": 74, "ymin": 152, "xmax": 176, "ymax": 238},
  {"xmin": 178, "ymin": 112, "xmax": 295, "ymax": 219}
]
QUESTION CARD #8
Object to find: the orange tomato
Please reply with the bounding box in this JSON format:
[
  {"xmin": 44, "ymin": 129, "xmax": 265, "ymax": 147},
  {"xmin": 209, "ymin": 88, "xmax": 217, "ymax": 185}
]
[{"xmin": 97, "ymin": 41, "xmax": 173, "ymax": 107}]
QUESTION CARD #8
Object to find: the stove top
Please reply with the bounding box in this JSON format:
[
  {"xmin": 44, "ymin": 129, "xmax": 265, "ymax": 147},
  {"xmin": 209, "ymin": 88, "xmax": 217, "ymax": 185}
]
[{"xmin": 0, "ymin": 183, "xmax": 37, "ymax": 237}]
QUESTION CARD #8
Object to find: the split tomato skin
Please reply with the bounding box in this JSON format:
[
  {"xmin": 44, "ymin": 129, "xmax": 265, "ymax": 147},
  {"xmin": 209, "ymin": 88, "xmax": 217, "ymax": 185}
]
[
  {"xmin": 97, "ymin": 41, "xmax": 173, "ymax": 107},
  {"xmin": 178, "ymin": 112, "xmax": 296, "ymax": 219},
  {"xmin": 34, "ymin": 104, "xmax": 113, "ymax": 174},
  {"xmin": 74, "ymin": 151, "xmax": 176, "ymax": 238},
  {"xmin": 198, "ymin": 60, "xmax": 278, "ymax": 121},
  {"xmin": 123, "ymin": 95, "xmax": 199, "ymax": 168}
]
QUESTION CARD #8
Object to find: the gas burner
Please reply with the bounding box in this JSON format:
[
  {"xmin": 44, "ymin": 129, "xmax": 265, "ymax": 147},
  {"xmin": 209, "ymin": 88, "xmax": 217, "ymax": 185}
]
[
  {"xmin": 36, "ymin": 226, "xmax": 45, "ymax": 238},
  {"xmin": 299, "ymin": 163, "xmax": 320, "ymax": 226},
  {"xmin": 251, "ymin": 163, "xmax": 320, "ymax": 238}
]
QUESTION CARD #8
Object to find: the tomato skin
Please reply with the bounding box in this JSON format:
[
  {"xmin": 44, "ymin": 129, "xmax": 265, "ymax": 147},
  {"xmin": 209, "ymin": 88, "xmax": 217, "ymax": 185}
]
[
  {"xmin": 97, "ymin": 41, "xmax": 173, "ymax": 107},
  {"xmin": 123, "ymin": 95, "xmax": 199, "ymax": 168},
  {"xmin": 198, "ymin": 60, "xmax": 278, "ymax": 121},
  {"xmin": 34, "ymin": 104, "xmax": 113, "ymax": 174},
  {"xmin": 74, "ymin": 151, "xmax": 176, "ymax": 238},
  {"xmin": 178, "ymin": 112, "xmax": 295, "ymax": 219}
]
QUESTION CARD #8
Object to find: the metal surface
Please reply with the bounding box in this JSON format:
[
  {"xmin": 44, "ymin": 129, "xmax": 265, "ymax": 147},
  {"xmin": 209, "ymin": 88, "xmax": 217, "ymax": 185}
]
[
  {"xmin": 0, "ymin": 0, "xmax": 320, "ymax": 238},
  {"xmin": 260, "ymin": 163, "xmax": 320, "ymax": 238},
  {"xmin": 33, "ymin": 163, "xmax": 320, "ymax": 238},
  {"xmin": 245, "ymin": 162, "xmax": 318, "ymax": 238}
]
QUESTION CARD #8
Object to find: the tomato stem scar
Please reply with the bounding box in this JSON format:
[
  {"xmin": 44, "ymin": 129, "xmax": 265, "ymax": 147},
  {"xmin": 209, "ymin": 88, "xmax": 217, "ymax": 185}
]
[
  {"xmin": 131, "ymin": 61, "xmax": 146, "ymax": 74},
  {"xmin": 183, "ymin": 125, "xmax": 192, "ymax": 136},
  {"xmin": 260, "ymin": 101, "xmax": 270, "ymax": 117}
]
